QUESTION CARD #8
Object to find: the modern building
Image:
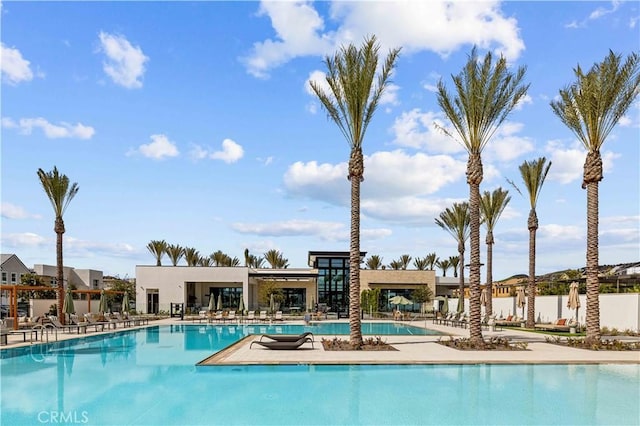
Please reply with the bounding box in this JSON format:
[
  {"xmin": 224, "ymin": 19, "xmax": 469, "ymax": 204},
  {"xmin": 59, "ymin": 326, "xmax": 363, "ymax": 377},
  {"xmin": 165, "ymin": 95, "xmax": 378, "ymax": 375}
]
[
  {"xmin": 135, "ymin": 251, "xmax": 437, "ymax": 315},
  {"xmin": 33, "ymin": 263, "xmax": 104, "ymax": 291}
]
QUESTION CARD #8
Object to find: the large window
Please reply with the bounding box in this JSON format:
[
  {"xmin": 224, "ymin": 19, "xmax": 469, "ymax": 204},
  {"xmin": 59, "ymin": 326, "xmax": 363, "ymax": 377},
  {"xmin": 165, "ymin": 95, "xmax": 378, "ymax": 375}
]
[
  {"xmin": 317, "ymin": 257, "xmax": 349, "ymax": 313},
  {"xmin": 209, "ymin": 287, "xmax": 242, "ymax": 310}
]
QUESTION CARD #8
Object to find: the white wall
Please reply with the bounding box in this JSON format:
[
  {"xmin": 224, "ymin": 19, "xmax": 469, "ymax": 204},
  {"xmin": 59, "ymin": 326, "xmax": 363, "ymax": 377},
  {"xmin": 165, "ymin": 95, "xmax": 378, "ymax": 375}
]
[
  {"xmin": 29, "ymin": 298, "xmax": 100, "ymax": 317},
  {"xmin": 445, "ymin": 293, "xmax": 640, "ymax": 331},
  {"xmin": 135, "ymin": 266, "xmax": 249, "ymax": 313}
]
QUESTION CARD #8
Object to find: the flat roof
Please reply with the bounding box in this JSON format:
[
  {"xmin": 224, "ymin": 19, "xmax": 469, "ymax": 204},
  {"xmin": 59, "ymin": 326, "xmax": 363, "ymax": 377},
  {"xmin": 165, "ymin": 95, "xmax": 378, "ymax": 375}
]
[{"xmin": 307, "ymin": 251, "xmax": 367, "ymax": 267}]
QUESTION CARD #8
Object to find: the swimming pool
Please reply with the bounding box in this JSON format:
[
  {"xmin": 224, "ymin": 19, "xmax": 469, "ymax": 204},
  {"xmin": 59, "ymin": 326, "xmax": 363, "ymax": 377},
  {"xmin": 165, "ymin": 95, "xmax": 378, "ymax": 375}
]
[{"xmin": 1, "ymin": 325, "xmax": 638, "ymax": 425}]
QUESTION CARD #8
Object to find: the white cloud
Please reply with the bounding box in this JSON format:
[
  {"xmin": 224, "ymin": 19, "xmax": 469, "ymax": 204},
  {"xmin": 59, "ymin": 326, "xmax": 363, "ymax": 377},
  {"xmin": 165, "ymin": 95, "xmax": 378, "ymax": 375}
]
[
  {"xmin": 232, "ymin": 219, "xmax": 392, "ymax": 242},
  {"xmin": 64, "ymin": 237, "xmax": 137, "ymax": 258},
  {"xmin": 390, "ymin": 109, "xmax": 462, "ymax": 154},
  {"xmin": 1, "ymin": 232, "xmax": 47, "ymax": 248},
  {"xmin": 545, "ymin": 140, "xmax": 619, "ymax": 184},
  {"xmin": 565, "ymin": 0, "xmax": 622, "ymax": 28},
  {"xmin": 484, "ymin": 121, "xmax": 534, "ymax": 162},
  {"xmin": 379, "ymin": 83, "xmax": 400, "ymax": 107},
  {"xmin": 191, "ymin": 139, "xmax": 244, "ymax": 163},
  {"xmin": 283, "ymin": 149, "xmax": 467, "ymax": 225},
  {"xmin": 2, "ymin": 117, "xmax": 95, "ymax": 139},
  {"xmin": 245, "ymin": 1, "xmax": 524, "ymax": 77},
  {"xmin": 0, "ymin": 43, "xmax": 34, "ymax": 85},
  {"xmin": 135, "ymin": 134, "xmax": 179, "ymax": 160},
  {"xmin": 1, "ymin": 203, "xmax": 41, "ymax": 220},
  {"xmin": 243, "ymin": 1, "xmax": 333, "ymax": 78},
  {"xmin": 98, "ymin": 31, "xmax": 149, "ymax": 89},
  {"xmin": 514, "ymin": 94, "xmax": 533, "ymax": 111}
]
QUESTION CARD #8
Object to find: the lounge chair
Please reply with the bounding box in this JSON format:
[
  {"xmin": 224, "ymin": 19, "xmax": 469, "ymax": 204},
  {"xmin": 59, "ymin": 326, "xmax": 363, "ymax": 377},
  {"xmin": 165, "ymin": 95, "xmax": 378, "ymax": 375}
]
[
  {"xmin": 48, "ymin": 316, "xmax": 87, "ymax": 334},
  {"xmin": 246, "ymin": 311, "xmax": 256, "ymax": 323},
  {"xmin": 258, "ymin": 331, "xmax": 314, "ymax": 343},
  {"xmin": 534, "ymin": 318, "xmax": 572, "ymax": 332},
  {"xmin": 210, "ymin": 311, "xmax": 223, "ymax": 323},
  {"xmin": 84, "ymin": 314, "xmax": 107, "ymax": 331},
  {"xmin": 250, "ymin": 336, "xmax": 314, "ymax": 350},
  {"xmin": 225, "ymin": 311, "xmax": 236, "ymax": 323},
  {"xmin": 258, "ymin": 311, "xmax": 268, "ymax": 322},
  {"xmin": 273, "ymin": 311, "xmax": 283, "ymax": 322},
  {"xmin": 495, "ymin": 315, "xmax": 522, "ymax": 327}
]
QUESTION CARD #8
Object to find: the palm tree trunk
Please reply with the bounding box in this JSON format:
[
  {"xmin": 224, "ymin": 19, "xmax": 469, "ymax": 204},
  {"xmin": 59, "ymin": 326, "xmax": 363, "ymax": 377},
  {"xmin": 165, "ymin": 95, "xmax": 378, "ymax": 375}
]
[
  {"xmin": 458, "ymin": 243, "xmax": 465, "ymax": 308},
  {"xmin": 585, "ymin": 180, "xmax": 601, "ymax": 343},
  {"xmin": 55, "ymin": 217, "xmax": 65, "ymax": 324},
  {"xmin": 467, "ymin": 153, "xmax": 483, "ymax": 343},
  {"xmin": 526, "ymin": 209, "xmax": 537, "ymax": 328},
  {"xmin": 348, "ymin": 150, "xmax": 363, "ymax": 347},
  {"xmin": 486, "ymin": 233, "xmax": 494, "ymax": 317}
]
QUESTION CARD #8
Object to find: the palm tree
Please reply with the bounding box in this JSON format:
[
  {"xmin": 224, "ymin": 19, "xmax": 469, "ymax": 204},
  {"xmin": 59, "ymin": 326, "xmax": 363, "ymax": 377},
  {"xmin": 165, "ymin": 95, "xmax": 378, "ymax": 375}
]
[
  {"xmin": 437, "ymin": 46, "xmax": 528, "ymax": 344},
  {"xmin": 248, "ymin": 254, "xmax": 265, "ymax": 268},
  {"xmin": 244, "ymin": 248, "xmax": 250, "ymax": 267},
  {"xmin": 147, "ymin": 240, "xmax": 167, "ymax": 266},
  {"xmin": 37, "ymin": 167, "xmax": 79, "ymax": 322},
  {"xmin": 435, "ymin": 202, "xmax": 470, "ymax": 311},
  {"xmin": 398, "ymin": 254, "xmax": 412, "ymax": 270},
  {"xmin": 365, "ymin": 255, "xmax": 383, "ymax": 270},
  {"xmin": 425, "ymin": 253, "xmax": 438, "ymax": 270},
  {"xmin": 480, "ymin": 187, "xmax": 511, "ymax": 317},
  {"xmin": 550, "ymin": 51, "xmax": 640, "ymax": 344},
  {"xmin": 310, "ymin": 35, "xmax": 400, "ymax": 347},
  {"xmin": 199, "ymin": 257, "xmax": 212, "ymax": 267},
  {"xmin": 165, "ymin": 244, "xmax": 184, "ymax": 266},
  {"xmin": 508, "ymin": 157, "xmax": 551, "ymax": 328},
  {"xmin": 435, "ymin": 258, "xmax": 451, "ymax": 277},
  {"xmin": 184, "ymin": 247, "xmax": 200, "ymax": 266},
  {"xmin": 388, "ymin": 260, "xmax": 402, "ymax": 270},
  {"xmin": 413, "ymin": 257, "xmax": 428, "ymax": 270},
  {"xmin": 210, "ymin": 250, "xmax": 228, "ymax": 266},
  {"xmin": 264, "ymin": 249, "xmax": 288, "ymax": 269},
  {"xmin": 449, "ymin": 255, "xmax": 460, "ymax": 278}
]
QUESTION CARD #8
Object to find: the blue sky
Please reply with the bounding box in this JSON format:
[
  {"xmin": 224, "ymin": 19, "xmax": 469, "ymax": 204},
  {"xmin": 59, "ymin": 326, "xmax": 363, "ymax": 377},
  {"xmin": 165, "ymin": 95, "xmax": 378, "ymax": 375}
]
[{"xmin": 1, "ymin": 1, "xmax": 639, "ymax": 280}]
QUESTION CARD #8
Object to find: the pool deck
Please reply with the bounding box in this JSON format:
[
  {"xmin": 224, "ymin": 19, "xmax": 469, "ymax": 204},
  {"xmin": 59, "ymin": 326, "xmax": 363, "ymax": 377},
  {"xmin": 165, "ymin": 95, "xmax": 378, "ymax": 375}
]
[{"xmin": 3, "ymin": 318, "xmax": 639, "ymax": 365}]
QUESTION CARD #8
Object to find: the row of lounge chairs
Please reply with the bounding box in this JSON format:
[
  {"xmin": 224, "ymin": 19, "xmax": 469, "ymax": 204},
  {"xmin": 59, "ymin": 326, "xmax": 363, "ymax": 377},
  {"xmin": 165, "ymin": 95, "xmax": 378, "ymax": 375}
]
[{"xmin": 194, "ymin": 310, "xmax": 284, "ymax": 323}]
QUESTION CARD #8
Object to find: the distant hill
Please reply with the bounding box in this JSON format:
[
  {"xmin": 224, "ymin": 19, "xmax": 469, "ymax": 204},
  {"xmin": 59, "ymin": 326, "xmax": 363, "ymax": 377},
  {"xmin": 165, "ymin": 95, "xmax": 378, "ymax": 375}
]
[{"xmin": 498, "ymin": 262, "xmax": 640, "ymax": 283}]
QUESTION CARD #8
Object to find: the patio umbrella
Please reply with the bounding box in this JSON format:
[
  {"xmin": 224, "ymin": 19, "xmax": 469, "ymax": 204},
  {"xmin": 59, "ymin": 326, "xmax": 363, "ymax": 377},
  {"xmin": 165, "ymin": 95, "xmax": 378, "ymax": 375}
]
[
  {"xmin": 208, "ymin": 293, "xmax": 215, "ymax": 312},
  {"xmin": 98, "ymin": 289, "xmax": 107, "ymax": 314},
  {"xmin": 516, "ymin": 286, "xmax": 526, "ymax": 318},
  {"xmin": 567, "ymin": 281, "xmax": 580, "ymax": 324},
  {"xmin": 121, "ymin": 292, "xmax": 130, "ymax": 314},
  {"xmin": 63, "ymin": 288, "xmax": 75, "ymax": 323},
  {"xmin": 441, "ymin": 296, "xmax": 449, "ymax": 315},
  {"xmin": 238, "ymin": 296, "xmax": 245, "ymax": 320},
  {"xmin": 456, "ymin": 296, "xmax": 464, "ymax": 313},
  {"xmin": 269, "ymin": 293, "xmax": 275, "ymax": 314},
  {"xmin": 389, "ymin": 295, "xmax": 412, "ymax": 312},
  {"xmin": 216, "ymin": 293, "xmax": 222, "ymax": 311},
  {"xmin": 480, "ymin": 288, "xmax": 488, "ymax": 311}
]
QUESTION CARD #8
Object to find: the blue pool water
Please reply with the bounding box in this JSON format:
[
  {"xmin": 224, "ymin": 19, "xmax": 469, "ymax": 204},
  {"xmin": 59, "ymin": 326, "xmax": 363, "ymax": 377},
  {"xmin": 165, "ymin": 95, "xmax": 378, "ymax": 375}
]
[{"xmin": 1, "ymin": 325, "xmax": 639, "ymax": 425}]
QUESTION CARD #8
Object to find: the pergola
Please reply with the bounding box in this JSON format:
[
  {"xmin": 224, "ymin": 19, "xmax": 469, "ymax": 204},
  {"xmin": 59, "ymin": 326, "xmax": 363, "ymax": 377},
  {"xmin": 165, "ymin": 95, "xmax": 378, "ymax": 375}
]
[{"xmin": 0, "ymin": 285, "xmax": 124, "ymax": 330}]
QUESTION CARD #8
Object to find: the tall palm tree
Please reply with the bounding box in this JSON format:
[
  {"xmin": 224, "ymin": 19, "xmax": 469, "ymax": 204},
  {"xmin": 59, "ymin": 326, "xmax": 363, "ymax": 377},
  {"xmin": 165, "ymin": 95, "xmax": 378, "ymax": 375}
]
[
  {"xmin": 550, "ymin": 51, "xmax": 640, "ymax": 344},
  {"xmin": 449, "ymin": 255, "xmax": 460, "ymax": 278},
  {"xmin": 165, "ymin": 244, "xmax": 184, "ymax": 266},
  {"xmin": 508, "ymin": 157, "xmax": 551, "ymax": 328},
  {"xmin": 147, "ymin": 240, "xmax": 167, "ymax": 266},
  {"xmin": 437, "ymin": 46, "xmax": 528, "ymax": 344},
  {"xmin": 248, "ymin": 255, "xmax": 265, "ymax": 269},
  {"xmin": 425, "ymin": 252, "xmax": 438, "ymax": 270},
  {"xmin": 37, "ymin": 167, "xmax": 79, "ymax": 322},
  {"xmin": 435, "ymin": 258, "xmax": 451, "ymax": 277},
  {"xmin": 184, "ymin": 247, "xmax": 200, "ymax": 266},
  {"xmin": 435, "ymin": 202, "xmax": 470, "ymax": 310},
  {"xmin": 480, "ymin": 187, "xmax": 511, "ymax": 317},
  {"xmin": 199, "ymin": 257, "xmax": 212, "ymax": 267},
  {"xmin": 310, "ymin": 35, "xmax": 400, "ymax": 347},
  {"xmin": 365, "ymin": 255, "xmax": 383, "ymax": 270},
  {"xmin": 244, "ymin": 248, "xmax": 250, "ymax": 267}
]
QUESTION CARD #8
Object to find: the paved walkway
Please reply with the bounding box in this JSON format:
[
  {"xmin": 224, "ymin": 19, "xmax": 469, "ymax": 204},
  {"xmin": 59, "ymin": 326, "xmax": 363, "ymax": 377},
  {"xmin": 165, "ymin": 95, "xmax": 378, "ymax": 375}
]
[{"xmin": 3, "ymin": 318, "xmax": 638, "ymax": 365}]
